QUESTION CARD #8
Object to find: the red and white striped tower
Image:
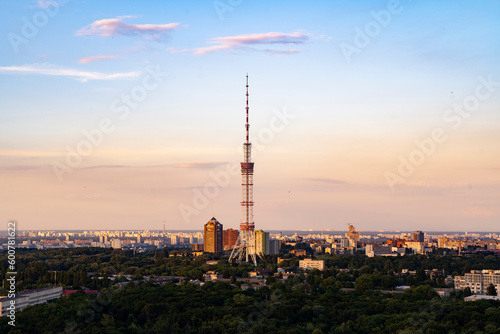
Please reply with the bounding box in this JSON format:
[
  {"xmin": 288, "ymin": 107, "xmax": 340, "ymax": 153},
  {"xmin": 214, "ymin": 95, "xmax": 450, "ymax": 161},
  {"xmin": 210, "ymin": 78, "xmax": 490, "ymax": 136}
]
[{"xmin": 229, "ymin": 75, "xmax": 257, "ymax": 266}]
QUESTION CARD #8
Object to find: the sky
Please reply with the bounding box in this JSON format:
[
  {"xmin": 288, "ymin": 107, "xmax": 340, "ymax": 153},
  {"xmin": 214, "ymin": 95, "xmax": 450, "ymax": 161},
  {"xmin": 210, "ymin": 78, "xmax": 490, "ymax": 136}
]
[{"xmin": 1, "ymin": 0, "xmax": 499, "ymax": 232}]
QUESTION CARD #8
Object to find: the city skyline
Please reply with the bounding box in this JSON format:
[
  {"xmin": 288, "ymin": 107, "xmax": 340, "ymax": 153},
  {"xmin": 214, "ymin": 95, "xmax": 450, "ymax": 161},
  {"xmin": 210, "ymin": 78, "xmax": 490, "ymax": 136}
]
[{"xmin": 1, "ymin": 1, "xmax": 499, "ymax": 231}]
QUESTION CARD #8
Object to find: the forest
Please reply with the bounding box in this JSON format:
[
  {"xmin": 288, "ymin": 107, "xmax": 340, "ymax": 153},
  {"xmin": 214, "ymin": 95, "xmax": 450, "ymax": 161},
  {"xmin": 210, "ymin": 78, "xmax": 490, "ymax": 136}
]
[{"xmin": 0, "ymin": 247, "xmax": 499, "ymax": 333}]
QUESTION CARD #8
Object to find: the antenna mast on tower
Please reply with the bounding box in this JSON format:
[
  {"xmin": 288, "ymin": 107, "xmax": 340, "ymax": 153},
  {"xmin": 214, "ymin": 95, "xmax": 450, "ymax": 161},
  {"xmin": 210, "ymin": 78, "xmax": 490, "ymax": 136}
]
[{"xmin": 230, "ymin": 74, "xmax": 258, "ymax": 266}]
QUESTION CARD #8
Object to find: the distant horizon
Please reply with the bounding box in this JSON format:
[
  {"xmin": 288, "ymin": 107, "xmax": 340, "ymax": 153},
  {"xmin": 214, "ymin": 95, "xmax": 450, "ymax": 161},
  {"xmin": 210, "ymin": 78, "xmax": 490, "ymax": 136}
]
[{"xmin": 7, "ymin": 229, "xmax": 500, "ymax": 234}]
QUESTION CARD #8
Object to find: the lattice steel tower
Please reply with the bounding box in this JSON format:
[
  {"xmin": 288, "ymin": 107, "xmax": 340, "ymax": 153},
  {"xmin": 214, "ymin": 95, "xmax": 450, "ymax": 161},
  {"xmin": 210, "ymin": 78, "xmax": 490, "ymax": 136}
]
[{"xmin": 229, "ymin": 75, "xmax": 257, "ymax": 266}]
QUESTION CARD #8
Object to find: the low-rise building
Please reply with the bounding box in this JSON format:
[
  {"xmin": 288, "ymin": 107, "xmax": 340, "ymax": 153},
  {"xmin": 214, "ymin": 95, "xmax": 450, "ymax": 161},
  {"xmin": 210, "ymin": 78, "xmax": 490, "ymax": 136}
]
[
  {"xmin": 299, "ymin": 259, "xmax": 325, "ymax": 271},
  {"xmin": 366, "ymin": 244, "xmax": 404, "ymax": 257},
  {"xmin": 248, "ymin": 269, "xmax": 272, "ymax": 278},
  {"xmin": 465, "ymin": 295, "xmax": 500, "ymax": 301},
  {"xmin": 0, "ymin": 286, "xmax": 63, "ymax": 316},
  {"xmin": 291, "ymin": 249, "xmax": 307, "ymax": 257},
  {"xmin": 455, "ymin": 270, "xmax": 500, "ymax": 295},
  {"xmin": 204, "ymin": 271, "xmax": 222, "ymax": 282}
]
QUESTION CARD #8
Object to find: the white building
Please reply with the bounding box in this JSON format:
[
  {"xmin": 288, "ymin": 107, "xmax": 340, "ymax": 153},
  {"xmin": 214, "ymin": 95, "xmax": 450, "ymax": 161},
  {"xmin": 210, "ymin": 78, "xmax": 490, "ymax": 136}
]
[
  {"xmin": 455, "ymin": 270, "xmax": 500, "ymax": 295},
  {"xmin": 340, "ymin": 238, "xmax": 350, "ymax": 248},
  {"xmin": 111, "ymin": 238, "xmax": 122, "ymax": 249},
  {"xmin": 465, "ymin": 295, "xmax": 500, "ymax": 301},
  {"xmin": 0, "ymin": 286, "xmax": 63, "ymax": 316},
  {"xmin": 405, "ymin": 241, "xmax": 425, "ymax": 254},
  {"xmin": 299, "ymin": 259, "xmax": 325, "ymax": 271},
  {"xmin": 366, "ymin": 244, "xmax": 406, "ymax": 257}
]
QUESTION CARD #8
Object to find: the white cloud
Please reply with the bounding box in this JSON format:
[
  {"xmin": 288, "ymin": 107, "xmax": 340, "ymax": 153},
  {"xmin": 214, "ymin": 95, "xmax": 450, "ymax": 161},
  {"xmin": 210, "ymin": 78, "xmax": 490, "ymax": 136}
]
[{"xmin": 0, "ymin": 64, "xmax": 141, "ymax": 82}]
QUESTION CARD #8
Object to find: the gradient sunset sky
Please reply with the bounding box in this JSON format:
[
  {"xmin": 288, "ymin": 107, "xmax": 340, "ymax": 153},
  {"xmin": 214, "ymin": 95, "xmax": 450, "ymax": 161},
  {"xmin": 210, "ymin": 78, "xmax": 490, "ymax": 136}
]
[{"xmin": 1, "ymin": 0, "xmax": 499, "ymax": 231}]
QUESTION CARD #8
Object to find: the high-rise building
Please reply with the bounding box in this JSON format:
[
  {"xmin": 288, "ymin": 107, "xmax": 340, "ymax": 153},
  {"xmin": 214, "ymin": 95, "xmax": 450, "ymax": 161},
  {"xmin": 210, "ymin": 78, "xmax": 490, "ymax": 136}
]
[
  {"xmin": 345, "ymin": 224, "xmax": 360, "ymax": 248},
  {"xmin": 340, "ymin": 238, "xmax": 350, "ymax": 248},
  {"xmin": 411, "ymin": 230, "xmax": 425, "ymax": 242},
  {"xmin": 204, "ymin": 217, "xmax": 223, "ymax": 253},
  {"xmin": 255, "ymin": 230, "xmax": 269, "ymax": 256},
  {"xmin": 192, "ymin": 243, "xmax": 204, "ymax": 251},
  {"xmin": 111, "ymin": 238, "xmax": 122, "ymax": 249},
  {"xmin": 223, "ymin": 229, "xmax": 239, "ymax": 251},
  {"xmin": 346, "ymin": 224, "xmax": 360, "ymax": 241},
  {"xmin": 269, "ymin": 239, "xmax": 281, "ymax": 255}
]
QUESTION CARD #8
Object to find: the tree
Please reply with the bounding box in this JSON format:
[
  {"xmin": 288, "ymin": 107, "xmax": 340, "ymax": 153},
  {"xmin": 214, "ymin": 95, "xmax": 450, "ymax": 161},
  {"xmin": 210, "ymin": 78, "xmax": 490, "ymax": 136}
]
[
  {"xmin": 355, "ymin": 275, "xmax": 373, "ymax": 292},
  {"xmin": 266, "ymin": 276, "xmax": 276, "ymax": 285},
  {"xmin": 486, "ymin": 283, "xmax": 497, "ymax": 296},
  {"xmin": 415, "ymin": 269, "xmax": 426, "ymax": 283},
  {"xmin": 384, "ymin": 260, "xmax": 394, "ymax": 272}
]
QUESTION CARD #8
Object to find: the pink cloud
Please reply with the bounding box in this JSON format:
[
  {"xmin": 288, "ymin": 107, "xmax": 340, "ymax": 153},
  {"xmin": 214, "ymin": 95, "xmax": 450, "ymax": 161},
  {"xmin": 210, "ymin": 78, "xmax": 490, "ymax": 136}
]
[
  {"xmin": 78, "ymin": 55, "xmax": 120, "ymax": 64},
  {"xmin": 193, "ymin": 32, "xmax": 311, "ymax": 55},
  {"xmin": 213, "ymin": 32, "xmax": 310, "ymax": 45},
  {"xmin": 76, "ymin": 17, "xmax": 182, "ymax": 42}
]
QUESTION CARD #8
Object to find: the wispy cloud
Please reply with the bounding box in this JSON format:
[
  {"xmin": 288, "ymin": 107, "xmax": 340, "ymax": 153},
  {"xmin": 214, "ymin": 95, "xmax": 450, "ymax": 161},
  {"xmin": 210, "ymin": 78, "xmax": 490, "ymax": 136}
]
[
  {"xmin": 192, "ymin": 32, "xmax": 311, "ymax": 55},
  {"xmin": 80, "ymin": 162, "xmax": 228, "ymax": 170},
  {"xmin": 0, "ymin": 150, "xmax": 61, "ymax": 158},
  {"xmin": 76, "ymin": 17, "xmax": 183, "ymax": 42},
  {"xmin": 0, "ymin": 64, "xmax": 141, "ymax": 82},
  {"xmin": 0, "ymin": 165, "xmax": 44, "ymax": 171},
  {"xmin": 78, "ymin": 55, "xmax": 120, "ymax": 64},
  {"xmin": 306, "ymin": 178, "xmax": 348, "ymax": 185},
  {"xmin": 172, "ymin": 162, "xmax": 227, "ymax": 169},
  {"xmin": 263, "ymin": 48, "xmax": 301, "ymax": 55},
  {"xmin": 80, "ymin": 165, "xmax": 131, "ymax": 170}
]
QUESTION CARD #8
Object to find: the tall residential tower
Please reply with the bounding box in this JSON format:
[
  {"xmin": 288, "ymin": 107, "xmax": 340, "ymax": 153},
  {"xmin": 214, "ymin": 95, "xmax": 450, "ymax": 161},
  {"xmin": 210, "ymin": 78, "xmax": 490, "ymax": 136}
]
[{"xmin": 204, "ymin": 217, "xmax": 223, "ymax": 253}]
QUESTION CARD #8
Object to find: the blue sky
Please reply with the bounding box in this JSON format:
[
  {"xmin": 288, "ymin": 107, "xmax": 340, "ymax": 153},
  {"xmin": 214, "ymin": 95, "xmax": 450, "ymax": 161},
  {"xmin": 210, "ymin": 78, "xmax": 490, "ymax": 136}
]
[{"xmin": 1, "ymin": 0, "xmax": 499, "ymax": 231}]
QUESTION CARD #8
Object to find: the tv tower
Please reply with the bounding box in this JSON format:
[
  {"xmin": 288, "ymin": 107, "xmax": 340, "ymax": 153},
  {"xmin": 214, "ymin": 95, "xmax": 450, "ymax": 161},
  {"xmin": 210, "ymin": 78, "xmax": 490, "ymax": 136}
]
[{"xmin": 229, "ymin": 75, "xmax": 257, "ymax": 266}]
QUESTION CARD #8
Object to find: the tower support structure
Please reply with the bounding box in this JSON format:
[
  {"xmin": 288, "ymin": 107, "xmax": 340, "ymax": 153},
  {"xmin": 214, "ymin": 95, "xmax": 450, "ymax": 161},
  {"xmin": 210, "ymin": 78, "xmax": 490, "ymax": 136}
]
[{"xmin": 230, "ymin": 75, "xmax": 258, "ymax": 266}]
